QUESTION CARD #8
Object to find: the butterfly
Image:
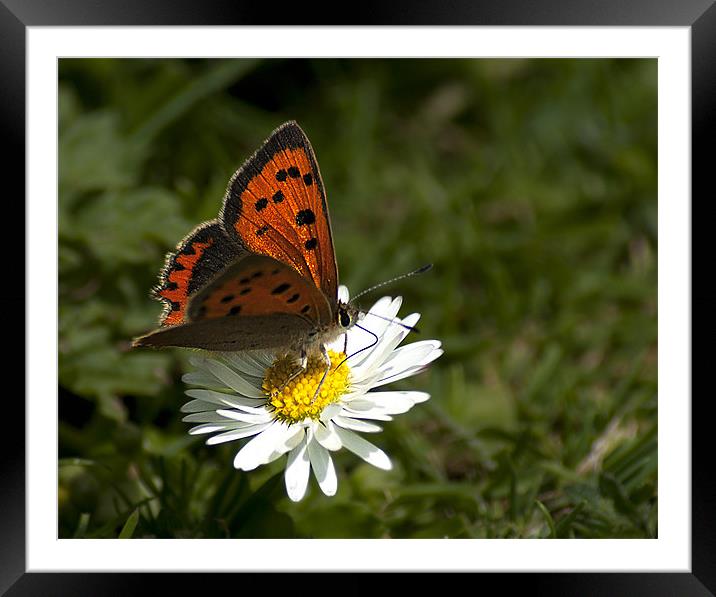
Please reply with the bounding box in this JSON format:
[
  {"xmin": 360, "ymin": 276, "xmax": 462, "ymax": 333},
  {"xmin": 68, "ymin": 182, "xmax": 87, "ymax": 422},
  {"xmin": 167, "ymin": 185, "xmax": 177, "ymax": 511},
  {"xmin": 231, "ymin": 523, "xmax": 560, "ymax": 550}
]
[{"xmin": 132, "ymin": 121, "xmax": 359, "ymax": 384}]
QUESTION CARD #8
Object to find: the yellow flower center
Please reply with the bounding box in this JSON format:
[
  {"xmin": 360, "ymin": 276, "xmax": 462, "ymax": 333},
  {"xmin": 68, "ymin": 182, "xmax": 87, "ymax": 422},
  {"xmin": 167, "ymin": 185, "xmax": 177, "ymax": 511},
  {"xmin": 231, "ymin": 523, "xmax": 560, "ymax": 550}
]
[{"xmin": 262, "ymin": 350, "xmax": 350, "ymax": 423}]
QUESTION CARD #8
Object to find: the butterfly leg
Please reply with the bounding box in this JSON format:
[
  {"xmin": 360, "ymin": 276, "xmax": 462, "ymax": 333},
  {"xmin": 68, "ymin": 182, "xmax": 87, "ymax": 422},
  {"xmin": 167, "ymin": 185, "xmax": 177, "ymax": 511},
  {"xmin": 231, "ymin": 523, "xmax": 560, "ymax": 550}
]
[
  {"xmin": 273, "ymin": 350, "xmax": 308, "ymax": 396},
  {"xmin": 310, "ymin": 344, "xmax": 332, "ymax": 404}
]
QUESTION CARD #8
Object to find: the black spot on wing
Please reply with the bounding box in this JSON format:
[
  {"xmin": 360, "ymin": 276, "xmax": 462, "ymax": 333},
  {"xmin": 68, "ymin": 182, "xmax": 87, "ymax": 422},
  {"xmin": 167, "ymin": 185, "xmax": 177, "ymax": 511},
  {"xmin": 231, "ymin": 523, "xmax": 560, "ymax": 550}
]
[
  {"xmin": 272, "ymin": 283, "xmax": 290, "ymax": 295},
  {"xmin": 296, "ymin": 209, "xmax": 316, "ymax": 226},
  {"xmin": 220, "ymin": 122, "xmax": 328, "ymax": 253}
]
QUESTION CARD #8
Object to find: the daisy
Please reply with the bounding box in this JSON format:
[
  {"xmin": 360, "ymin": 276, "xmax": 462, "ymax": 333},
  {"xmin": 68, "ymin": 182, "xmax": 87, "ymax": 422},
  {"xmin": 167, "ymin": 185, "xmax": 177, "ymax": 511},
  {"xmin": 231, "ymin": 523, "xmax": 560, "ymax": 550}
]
[{"xmin": 180, "ymin": 286, "xmax": 443, "ymax": 502}]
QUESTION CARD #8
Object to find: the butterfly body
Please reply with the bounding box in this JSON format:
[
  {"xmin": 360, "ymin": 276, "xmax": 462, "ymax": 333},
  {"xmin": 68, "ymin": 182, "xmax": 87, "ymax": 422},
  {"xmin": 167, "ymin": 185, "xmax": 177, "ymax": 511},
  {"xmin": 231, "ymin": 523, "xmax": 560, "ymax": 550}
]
[{"xmin": 133, "ymin": 121, "xmax": 357, "ymax": 366}]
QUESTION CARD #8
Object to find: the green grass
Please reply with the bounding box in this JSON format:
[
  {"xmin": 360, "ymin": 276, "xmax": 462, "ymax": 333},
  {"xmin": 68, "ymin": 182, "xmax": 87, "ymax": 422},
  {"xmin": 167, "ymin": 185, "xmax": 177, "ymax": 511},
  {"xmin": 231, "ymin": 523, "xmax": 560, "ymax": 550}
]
[{"xmin": 58, "ymin": 58, "xmax": 657, "ymax": 539}]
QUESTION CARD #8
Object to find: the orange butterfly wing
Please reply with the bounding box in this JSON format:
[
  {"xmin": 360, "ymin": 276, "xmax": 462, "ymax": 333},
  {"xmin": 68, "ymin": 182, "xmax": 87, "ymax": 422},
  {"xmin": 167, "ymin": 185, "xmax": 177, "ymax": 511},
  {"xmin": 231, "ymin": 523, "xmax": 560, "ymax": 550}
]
[
  {"xmin": 220, "ymin": 121, "xmax": 338, "ymax": 310},
  {"xmin": 187, "ymin": 254, "xmax": 332, "ymax": 325},
  {"xmin": 143, "ymin": 121, "xmax": 338, "ymax": 342},
  {"xmin": 153, "ymin": 222, "xmax": 242, "ymax": 326},
  {"xmin": 133, "ymin": 255, "xmax": 329, "ymax": 351}
]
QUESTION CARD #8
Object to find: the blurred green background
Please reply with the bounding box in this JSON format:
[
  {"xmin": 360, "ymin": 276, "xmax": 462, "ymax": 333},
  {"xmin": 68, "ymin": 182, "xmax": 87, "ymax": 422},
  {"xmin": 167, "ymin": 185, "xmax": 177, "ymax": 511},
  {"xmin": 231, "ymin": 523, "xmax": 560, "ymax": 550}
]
[{"xmin": 58, "ymin": 58, "xmax": 657, "ymax": 539}]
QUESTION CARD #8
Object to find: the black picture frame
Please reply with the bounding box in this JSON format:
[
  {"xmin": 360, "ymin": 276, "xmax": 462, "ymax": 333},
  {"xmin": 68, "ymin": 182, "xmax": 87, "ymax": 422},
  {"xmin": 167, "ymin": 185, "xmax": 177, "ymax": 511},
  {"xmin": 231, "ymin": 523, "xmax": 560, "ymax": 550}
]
[{"xmin": 4, "ymin": 1, "xmax": 709, "ymax": 594}]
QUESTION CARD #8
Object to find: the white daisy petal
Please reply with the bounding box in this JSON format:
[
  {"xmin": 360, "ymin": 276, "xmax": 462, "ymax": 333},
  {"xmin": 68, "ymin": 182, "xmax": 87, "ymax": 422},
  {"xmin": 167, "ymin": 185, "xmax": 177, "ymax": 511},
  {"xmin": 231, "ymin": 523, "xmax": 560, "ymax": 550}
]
[
  {"xmin": 219, "ymin": 353, "xmax": 266, "ymax": 379},
  {"xmin": 374, "ymin": 296, "xmax": 402, "ymax": 322},
  {"xmin": 184, "ymin": 388, "xmax": 264, "ymax": 409},
  {"xmin": 265, "ymin": 446, "xmax": 295, "ymax": 467},
  {"xmin": 401, "ymin": 390, "xmax": 431, "ymax": 404},
  {"xmin": 204, "ymin": 359, "xmax": 265, "ymax": 398},
  {"xmin": 341, "ymin": 398, "xmax": 377, "ymax": 411},
  {"xmin": 308, "ymin": 438, "xmax": 337, "ymax": 496},
  {"xmin": 374, "ymin": 349, "xmax": 444, "ymax": 386},
  {"xmin": 375, "ymin": 366, "xmax": 429, "ymax": 387},
  {"xmin": 206, "ymin": 422, "xmax": 273, "ymax": 444},
  {"xmin": 264, "ymin": 425, "xmax": 304, "ymax": 468},
  {"xmin": 342, "ymin": 296, "xmax": 401, "ymax": 360},
  {"xmin": 226, "ymin": 403, "xmax": 273, "ymax": 416},
  {"xmin": 381, "ymin": 340, "xmax": 442, "ymax": 368},
  {"xmin": 214, "ymin": 408, "xmax": 272, "ymax": 424},
  {"xmin": 365, "ymin": 295, "xmax": 395, "ymax": 320},
  {"xmin": 188, "ymin": 423, "xmax": 231, "ymax": 435},
  {"xmin": 233, "ymin": 422, "xmax": 295, "ymax": 471},
  {"xmin": 285, "ymin": 438, "xmax": 311, "ymax": 502},
  {"xmin": 338, "ymin": 285, "xmax": 350, "ymax": 303},
  {"xmin": 277, "ymin": 425, "xmax": 306, "ymax": 453},
  {"xmin": 340, "ymin": 407, "xmax": 394, "ymax": 421},
  {"xmin": 333, "ymin": 415, "xmax": 383, "ymax": 433},
  {"xmin": 314, "ymin": 420, "xmax": 343, "ymax": 451},
  {"xmin": 351, "ymin": 314, "xmax": 421, "ymax": 375},
  {"xmin": 232, "ymin": 350, "xmax": 273, "ymax": 372},
  {"xmin": 180, "ymin": 399, "xmax": 220, "ymax": 413},
  {"xmin": 369, "ymin": 313, "xmax": 421, "ymax": 363},
  {"xmin": 282, "ymin": 427, "xmax": 306, "ymax": 452},
  {"xmin": 333, "ymin": 426, "xmax": 392, "ymax": 470},
  {"xmin": 182, "ymin": 411, "xmax": 249, "ymax": 424},
  {"xmin": 374, "ymin": 298, "xmax": 406, "ymax": 334},
  {"xmin": 182, "ymin": 371, "xmax": 226, "ymax": 388},
  {"xmin": 187, "ymin": 418, "xmax": 254, "ymax": 431},
  {"xmin": 187, "ymin": 355, "xmax": 209, "ymax": 371},
  {"xmin": 320, "ymin": 403, "xmax": 343, "ymax": 422},
  {"xmin": 378, "ymin": 342, "xmax": 443, "ymax": 377},
  {"xmin": 358, "ymin": 391, "xmax": 430, "ymax": 414},
  {"xmin": 340, "ymin": 373, "xmax": 382, "ymax": 396}
]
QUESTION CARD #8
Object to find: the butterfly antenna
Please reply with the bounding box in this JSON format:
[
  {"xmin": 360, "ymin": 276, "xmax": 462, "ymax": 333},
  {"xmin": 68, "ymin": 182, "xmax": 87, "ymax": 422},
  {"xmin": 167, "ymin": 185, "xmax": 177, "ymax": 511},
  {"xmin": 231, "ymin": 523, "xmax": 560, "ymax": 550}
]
[
  {"xmin": 349, "ymin": 263, "xmax": 432, "ymax": 304},
  {"xmin": 363, "ymin": 311, "xmax": 420, "ymax": 334},
  {"xmin": 336, "ymin": 324, "xmax": 379, "ymax": 370},
  {"xmin": 337, "ymin": 264, "xmax": 431, "ymax": 369}
]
